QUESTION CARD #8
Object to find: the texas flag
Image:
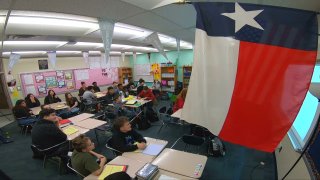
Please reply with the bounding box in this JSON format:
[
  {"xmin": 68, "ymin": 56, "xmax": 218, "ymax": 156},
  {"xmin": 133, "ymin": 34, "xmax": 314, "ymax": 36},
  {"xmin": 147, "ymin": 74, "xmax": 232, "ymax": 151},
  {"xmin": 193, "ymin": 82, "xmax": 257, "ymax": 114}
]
[{"xmin": 181, "ymin": 2, "xmax": 318, "ymax": 152}]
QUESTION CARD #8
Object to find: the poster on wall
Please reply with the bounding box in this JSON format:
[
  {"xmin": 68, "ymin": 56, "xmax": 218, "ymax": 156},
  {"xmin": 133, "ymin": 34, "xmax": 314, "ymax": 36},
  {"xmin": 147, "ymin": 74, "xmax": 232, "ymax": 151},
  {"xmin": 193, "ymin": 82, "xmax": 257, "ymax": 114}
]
[
  {"xmin": 66, "ymin": 81, "xmax": 74, "ymax": 89},
  {"xmin": 45, "ymin": 76, "xmax": 57, "ymax": 88},
  {"xmin": 151, "ymin": 63, "xmax": 161, "ymax": 80},
  {"xmin": 35, "ymin": 73, "xmax": 44, "ymax": 83},
  {"xmin": 38, "ymin": 59, "xmax": 48, "ymax": 70},
  {"xmin": 75, "ymin": 69, "xmax": 89, "ymax": 80},
  {"xmin": 58, "ymin": 80, "xmax": 65, "ymax": 88},
  {"xmin": 56, "ymin": 71, "xmax": 64, "ymax": 79},
  {"xmin": 38, "ymin": 85, "xmax": 47, "ymax": 95},
  {"xmin": 25, "ymin": 85, "xmax": 37, "ymax": 95},
  {"xmin": 23, "ymin": 74, "xmax": 34, "ymax": 85},
  {"xmin": 65, "ymin": 71, "xmax": 73, "ymax": 80}
]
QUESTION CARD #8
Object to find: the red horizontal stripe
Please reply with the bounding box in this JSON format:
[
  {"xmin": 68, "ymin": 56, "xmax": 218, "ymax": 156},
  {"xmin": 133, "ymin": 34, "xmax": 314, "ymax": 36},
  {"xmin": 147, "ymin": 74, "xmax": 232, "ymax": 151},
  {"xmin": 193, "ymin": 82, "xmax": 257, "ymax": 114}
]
[{"xmin": 219, "ymin": 41, "xmax": 317, "ymax": 152}]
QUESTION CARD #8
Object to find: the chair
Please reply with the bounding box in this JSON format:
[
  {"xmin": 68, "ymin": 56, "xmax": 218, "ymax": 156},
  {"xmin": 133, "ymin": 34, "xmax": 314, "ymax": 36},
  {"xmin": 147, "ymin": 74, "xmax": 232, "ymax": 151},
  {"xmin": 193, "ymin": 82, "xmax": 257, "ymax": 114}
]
[
  {"xmin": 66, "ymin": 158, "xmax": 85, "ymax": 178},
  {"xmin": 15, "ymin": 117, "xmax": 36, "ymax": 136},
  {"xmin": 105, "ymin": 137, "xmax": 122, "ymax": 157},
  {"xmin": 81, "ymin": 99, "xmax": 97, "ymax": 113},
  {"xmin": 155, "ymin": 105, "xmax": 179, "ymax": 134},
  {"xmin": 31, "ymin": 141, "xmax": 69, "ymax": 174}
]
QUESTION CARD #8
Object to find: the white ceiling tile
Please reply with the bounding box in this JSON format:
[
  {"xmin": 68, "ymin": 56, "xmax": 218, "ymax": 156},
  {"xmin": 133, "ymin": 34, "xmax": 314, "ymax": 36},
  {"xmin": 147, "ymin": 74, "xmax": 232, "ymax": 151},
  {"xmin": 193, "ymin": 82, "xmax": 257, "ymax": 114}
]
[
  {"xmin": 121, "ymin": 0, "xmax": 165, "ymax": 10},
  {"xmin": 153, "ymin": 4, "xmax": 196, "ymax": 28}
]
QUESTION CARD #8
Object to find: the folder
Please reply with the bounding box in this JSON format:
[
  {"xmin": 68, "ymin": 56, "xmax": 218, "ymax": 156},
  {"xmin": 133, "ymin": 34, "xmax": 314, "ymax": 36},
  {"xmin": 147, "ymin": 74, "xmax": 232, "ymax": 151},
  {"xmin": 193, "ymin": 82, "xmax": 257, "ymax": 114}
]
[
  {"xmin": 62, "ymin": 126, "xmax": 79, "ymax": 135},
  {"xmin": 98, "ymin": 164, "xmax": 128, "ymax": 180}
]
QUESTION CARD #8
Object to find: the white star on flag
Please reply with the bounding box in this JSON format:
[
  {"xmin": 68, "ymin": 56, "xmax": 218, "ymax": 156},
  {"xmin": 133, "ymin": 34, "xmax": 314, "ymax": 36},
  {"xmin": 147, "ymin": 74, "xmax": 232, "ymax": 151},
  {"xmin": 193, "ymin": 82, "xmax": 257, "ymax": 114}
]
[{"xmin": 222, "ymin": 3, "xmax": 264, "ymax": 33}]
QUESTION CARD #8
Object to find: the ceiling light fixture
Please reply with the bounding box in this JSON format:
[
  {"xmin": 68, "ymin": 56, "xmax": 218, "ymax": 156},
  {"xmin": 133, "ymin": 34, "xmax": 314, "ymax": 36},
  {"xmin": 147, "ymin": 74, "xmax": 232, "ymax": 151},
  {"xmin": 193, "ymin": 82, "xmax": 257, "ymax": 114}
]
[{"xmin": 4, "ymin": 41, "xmax": 67, "ymax": 46}]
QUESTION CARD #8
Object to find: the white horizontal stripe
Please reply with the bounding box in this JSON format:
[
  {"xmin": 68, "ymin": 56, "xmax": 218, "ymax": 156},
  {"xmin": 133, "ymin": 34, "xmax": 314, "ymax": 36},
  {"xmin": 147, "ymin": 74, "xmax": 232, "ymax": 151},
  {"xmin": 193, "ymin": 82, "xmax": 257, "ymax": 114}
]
[{"xmin": 181, "ymin": 29, "xmax": 239, "ymax": 135}]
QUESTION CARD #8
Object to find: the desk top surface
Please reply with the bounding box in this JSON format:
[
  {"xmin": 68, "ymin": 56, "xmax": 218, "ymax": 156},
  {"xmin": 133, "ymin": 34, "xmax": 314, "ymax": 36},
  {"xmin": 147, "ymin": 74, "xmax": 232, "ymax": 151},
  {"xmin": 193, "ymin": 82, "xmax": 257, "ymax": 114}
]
[
  {"xmin": 171, "ymin": 109, "xmax": 182, "ymax": 119},
  {"xmin": 152, "ymin": 148, "xmax": 207, "ymax": 179},
  {"xmin": 68, "ymin": 113, "xmax": 95, "ymax": 123},
  {"xmin": 30, "ymin": 102, "xmax": 69, "ymax": 115},
  {"xmin": 73, "ymin": 118, "xmax": 106, "ymax": 129}
]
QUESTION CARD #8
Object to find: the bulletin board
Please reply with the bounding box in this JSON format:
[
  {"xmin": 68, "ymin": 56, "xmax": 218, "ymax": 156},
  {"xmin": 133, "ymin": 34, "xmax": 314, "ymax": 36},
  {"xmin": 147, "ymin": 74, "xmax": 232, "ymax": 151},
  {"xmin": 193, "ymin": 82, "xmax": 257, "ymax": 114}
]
[
  {"xmin": 20, "ymin": 70, "xmax": 76, "ymax": 97},
  {"xmin": 134, "ymin": 64, "xmax": 154, "ymax": 82},
  {"xmin": 20, "ymin": 67, "xmax": 119, "ymax": 97}
]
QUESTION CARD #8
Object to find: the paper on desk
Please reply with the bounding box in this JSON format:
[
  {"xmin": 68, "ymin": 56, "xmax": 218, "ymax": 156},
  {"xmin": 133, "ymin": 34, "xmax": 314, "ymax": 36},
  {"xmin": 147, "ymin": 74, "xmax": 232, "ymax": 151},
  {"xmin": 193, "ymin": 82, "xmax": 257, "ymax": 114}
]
[
  {"xmin": 159, "ymin": 174, "xmax": 178, "ymax": 180},
  {"xmin": 98, "ymin": 164, "xmax": 127, "ymax": 180},
  {"xmin": 62, "ymin": 126, "xmax": 79, "ymax": 135},
  {"xmin": 142, "ymin": 144, "xmax": 165, "ymax": 156}
]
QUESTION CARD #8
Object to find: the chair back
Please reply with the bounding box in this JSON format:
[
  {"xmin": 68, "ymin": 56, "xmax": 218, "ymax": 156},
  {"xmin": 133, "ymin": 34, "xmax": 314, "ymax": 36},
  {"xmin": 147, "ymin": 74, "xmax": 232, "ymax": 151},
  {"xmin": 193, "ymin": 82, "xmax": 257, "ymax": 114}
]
[
  {"xmin": 156, "ymin": 105, "xmax": 172, "ymax": 123},
  {"xmin": 67, "ymin": 158, "xmax": 85, "ymax": 178},
  {"xmin": 105, "ymin": 137, "xmax": 122, "ymax": 156}
]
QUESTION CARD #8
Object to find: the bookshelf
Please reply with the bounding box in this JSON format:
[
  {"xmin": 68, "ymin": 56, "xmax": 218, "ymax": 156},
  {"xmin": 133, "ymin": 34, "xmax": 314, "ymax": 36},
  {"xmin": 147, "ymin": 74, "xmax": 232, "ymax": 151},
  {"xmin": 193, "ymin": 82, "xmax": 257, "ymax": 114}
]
[
  {"xmin": 183, "ymin": 66, "xmax": 192, "ymax": 88},
  {"xmin": 118, "ymin": 67, "xmax": 133, "ymax": 84},
  {"xmin": 160, "ymin": 65, "xmax": 177, "ymax": 92}
]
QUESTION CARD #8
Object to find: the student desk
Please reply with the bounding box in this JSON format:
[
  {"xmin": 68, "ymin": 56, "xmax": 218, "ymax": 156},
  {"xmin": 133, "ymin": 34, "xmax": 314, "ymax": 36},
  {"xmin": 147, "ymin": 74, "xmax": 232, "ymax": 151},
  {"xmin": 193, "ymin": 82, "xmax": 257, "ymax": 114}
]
[
  {"xmin": 121, "ymin": 137, "xmax": 168, "ymax": 163},
  {"xmin": 154, "ymin": 169, "xmax": 197, "ymax": 180},
  {"xmin": 30, "ymin": 102, "xmax": 69, "ymax": 115},
  {"xmin": 95, "ymin": 92, "xmax": 106, "ymax": 98},
  {"xmin": 68, "ymin": 113, "xmax": 95, "ymax": 123},
  {"xmin": 72, "ymin": 118, "xmax": 106, "ymax": 129},
  {"xmin": 152, "ymin": 148, "xmax": 207, "ymax": 179},
  {"xmin": 84, "ymin": 156, "xmax": 146, "ymax": 180},
  {"xmin": 124, "ymin": 98, "xmax": 151, "ymax": 108}
]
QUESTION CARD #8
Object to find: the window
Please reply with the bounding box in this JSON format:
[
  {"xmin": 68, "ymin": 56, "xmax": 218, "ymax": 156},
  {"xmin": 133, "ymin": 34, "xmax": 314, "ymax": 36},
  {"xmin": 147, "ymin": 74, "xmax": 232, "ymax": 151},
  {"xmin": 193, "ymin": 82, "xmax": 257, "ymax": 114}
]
[{"xmin": 288, "ymin": 65, "xmax": 320, "ymax": 151}]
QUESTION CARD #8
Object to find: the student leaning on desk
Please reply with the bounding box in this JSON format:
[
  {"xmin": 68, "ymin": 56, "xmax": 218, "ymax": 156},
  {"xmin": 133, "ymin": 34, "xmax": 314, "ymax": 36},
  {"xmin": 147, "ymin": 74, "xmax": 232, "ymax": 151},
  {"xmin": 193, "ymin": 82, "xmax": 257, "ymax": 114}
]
[
  {"xmin": 110, "ymin": 116, "xmax": 147, "ymax": 152},
  {"xmin": 71, "ymin": 135, "xmax": 107, "ymax": 177}
]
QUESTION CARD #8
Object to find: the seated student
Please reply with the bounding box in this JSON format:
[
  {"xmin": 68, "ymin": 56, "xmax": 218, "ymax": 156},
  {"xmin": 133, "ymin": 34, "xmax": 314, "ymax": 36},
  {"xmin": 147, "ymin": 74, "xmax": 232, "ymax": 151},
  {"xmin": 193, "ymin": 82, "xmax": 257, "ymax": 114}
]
[
  {"xmin": 79, "ymin": 82, "xmax": 87, "ymax": 98},
  {"xmin": 71, "ymin": 135, "xmax": 107, "ymax": 177},
  {"xmin": 112, "ymin": 81, "xmax": 119, "ymax": 95},
  {"xmin": 136, "ymin": 79, "xmax": 145, "ymax": 95},
  {"xmin": 113, "ymin": 94, "xmax": 135, "ymax": 118},
  {"xmin": 118, "ymin": 83, "xmax": 129, "ymax": 98},
  {"xmin": 44, "ymin": 90, "xmax": 61, "ymax": 105},
  {"xmin": 111, "ymin": 116, "xmax": 146, "ymax": 152},
  {"xmin": 92, "ymin": 82, "xmax": 101, "ymax": 92},
  {"xmin": 126, "ymin": 79, "xmax": 136, "ymax": 90},
  {"xmin": 65, "ymin": 92, "xmax": 80, "ymax": 115},
  {"xmin": 103, "ymin": 86, "xmax": 115, "ymax": 105},
  {"xmin": 25, "ymin": 93, "xmax": 41, "ymax": 108},
  {"xmin": 138, "ymin": 86, "xmax": 156, "ymax": 102},
  {"xmin": 173, "ymin": 88, "xmax": 188, "ymax": 113},
  {"xmin": 83, "ymin": 86, "xmax": 101, "ymax": 111},
  {"xmin": 31, "ymin": 108, "xmax": 70, "ymax": 159},
  {"xmin": 12, "ymin": 99, "xmax": 38, "ymax": 125},
  {"xmin": 82, "ymin": 86, "xmax": 98, "ymax": 105}
]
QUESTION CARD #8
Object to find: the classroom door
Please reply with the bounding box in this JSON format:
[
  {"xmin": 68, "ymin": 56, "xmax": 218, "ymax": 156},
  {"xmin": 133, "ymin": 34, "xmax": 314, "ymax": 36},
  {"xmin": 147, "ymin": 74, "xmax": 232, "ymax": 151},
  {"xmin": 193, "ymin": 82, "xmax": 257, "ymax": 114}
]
[{"xmin": 0, "ymin": 76, "xmax": 10, "ymax": 109}]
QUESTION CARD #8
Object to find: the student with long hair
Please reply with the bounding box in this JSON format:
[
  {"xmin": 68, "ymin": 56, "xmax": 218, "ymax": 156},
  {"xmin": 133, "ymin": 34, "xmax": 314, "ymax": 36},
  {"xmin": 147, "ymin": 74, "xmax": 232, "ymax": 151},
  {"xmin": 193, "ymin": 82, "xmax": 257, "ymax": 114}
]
[
  {"xmin": 44, "ymin": 90, "xmax": 61, "ymax": 105},
  {"xmin": 173, "ymin": 88, "xmax": 188, "ymax": 112},
  {"xmin": 12, "ymin": 99, "xmax": 38, "ymax": 125},
  {"xmin": 65, "ymin": 92, "xmax": 80, "ymax": 115},
  {"xmin": 71, "ymin": 135, "xmax": 107, "ymax": 176},
  {"xmin": 25, "ymin": 93, "xmax": 41, "ymax": 108}
]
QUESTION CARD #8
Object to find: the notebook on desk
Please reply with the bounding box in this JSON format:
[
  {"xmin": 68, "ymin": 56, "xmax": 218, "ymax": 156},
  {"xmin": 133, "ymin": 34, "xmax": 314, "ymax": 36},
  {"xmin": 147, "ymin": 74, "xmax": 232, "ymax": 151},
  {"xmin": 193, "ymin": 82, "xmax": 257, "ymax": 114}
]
[
  {"xmin": 125, "ymin": 100, "xmax": 137, "ymax": 105},
  {"xmin": 59, "ymin": 119, "xmax": 71, "ymax": 128},
  {"xmin": 62, "ymin": 126, "xmax": 79, "ymax": 135},
  {"xmin": 98, "ymin": 164, "xmax": 128, "ymax": 180}
]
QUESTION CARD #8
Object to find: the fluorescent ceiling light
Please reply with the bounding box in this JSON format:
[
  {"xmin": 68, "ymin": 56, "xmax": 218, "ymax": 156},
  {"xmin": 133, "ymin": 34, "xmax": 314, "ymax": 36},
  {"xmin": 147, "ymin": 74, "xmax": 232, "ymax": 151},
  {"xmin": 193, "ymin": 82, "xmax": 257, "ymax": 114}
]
[
  {"xmin": 56, "ymin": 51, "xmax": 81, "ymax": 54},
  {"xmin": 9, "ymin": 16, "xmax": 99, "ymax": 30},
  {"xmin": 111, "ymin": 44, "xmax": 133, "ymax": 49},
  {"xmin": 3, "ymin": 51, "xmax": 47, "ymax": 55},
  {"xmin": 75, "ymin": 42, "xmax": 103, "ymax": 47},
  {"xmin": 89, "ymin": 51, "xmax": 101, "ymax": 54},
  {"xmin": 10, "ymin": 10, "xmax": 97, "ymax": 22},
  {"xmin": 4, "ymin": 41, "xmax": 67, "ymax": 46}
]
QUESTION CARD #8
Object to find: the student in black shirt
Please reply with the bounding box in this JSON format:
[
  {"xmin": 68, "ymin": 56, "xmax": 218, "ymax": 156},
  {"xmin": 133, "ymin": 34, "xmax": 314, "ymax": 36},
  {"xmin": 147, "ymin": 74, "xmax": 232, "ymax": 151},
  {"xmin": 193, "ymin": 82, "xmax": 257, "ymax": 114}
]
[
  {"xmin": 31, "ymin": 108, "xmax": 69, "ymax": 158},
  {"xmin": 103, "ymin": 86, "xmax": 115, "ymax": 105},
  {"xmin": 44, "ymin": 90, "xmax": 61, "ymax": 105},
  {"xmin": 65, "ymin": 92, "xmax": 80, "ymax": 115},
  {"xmin": 136, "ymin": 79, "xmax": 145, "ymax": 95},
  {"xmin": 79, "ymin": 81, "xmax": 87, "ymax": 98},
  {"xmin": 92, "ymin": 82, "xmax": 101, "ymax": 92},
  {"xmin": 25, "ymin": 93, "xmax": 41, "ymax": 108},
  {"xmin": 12, "ymin": 99, "xmax": 38, "ymax": 125},
  {"xmin": 110, "ymin": 116, "xmax": 146, "ymax": 152}
]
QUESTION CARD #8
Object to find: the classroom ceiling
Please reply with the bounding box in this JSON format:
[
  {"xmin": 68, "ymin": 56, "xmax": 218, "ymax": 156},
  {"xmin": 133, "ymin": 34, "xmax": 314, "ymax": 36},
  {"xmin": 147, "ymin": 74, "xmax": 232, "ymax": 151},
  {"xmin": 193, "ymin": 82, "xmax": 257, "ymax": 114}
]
[{"xmin": 0, "ymin": 0, "xmax": 319, "ymax": 58}]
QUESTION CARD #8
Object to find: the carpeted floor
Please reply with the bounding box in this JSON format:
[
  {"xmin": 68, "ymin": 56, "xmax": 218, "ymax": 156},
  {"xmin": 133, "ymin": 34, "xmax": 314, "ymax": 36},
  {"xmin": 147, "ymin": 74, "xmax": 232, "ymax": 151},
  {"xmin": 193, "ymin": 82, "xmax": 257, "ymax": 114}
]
[{"xmin": 0, "ymin": 100, "xmax": 276, "ymax": 180}]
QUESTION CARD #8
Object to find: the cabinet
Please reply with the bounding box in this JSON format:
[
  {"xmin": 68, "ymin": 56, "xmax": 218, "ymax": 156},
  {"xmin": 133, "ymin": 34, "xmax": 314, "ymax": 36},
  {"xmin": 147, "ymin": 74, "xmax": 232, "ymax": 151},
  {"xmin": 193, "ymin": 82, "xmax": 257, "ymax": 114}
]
[
  {"xmin": 160, "ymin": 65, "xmax": 177, "ymax": 92},
  {"xmin": 118, "ymin": 67, "xmax": 132, "ymax": 84},
  {"xmin": 183, "ymin": 66, "xmax": 192, "ymax": 88}
]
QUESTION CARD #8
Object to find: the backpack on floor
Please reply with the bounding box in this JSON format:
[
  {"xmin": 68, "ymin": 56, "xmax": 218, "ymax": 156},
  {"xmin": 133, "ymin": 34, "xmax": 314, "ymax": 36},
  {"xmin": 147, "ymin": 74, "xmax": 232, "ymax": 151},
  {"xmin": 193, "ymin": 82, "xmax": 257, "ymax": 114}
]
[{"xmin": 208, "ymin": 137, "xmax": 226, "ymax": 157}]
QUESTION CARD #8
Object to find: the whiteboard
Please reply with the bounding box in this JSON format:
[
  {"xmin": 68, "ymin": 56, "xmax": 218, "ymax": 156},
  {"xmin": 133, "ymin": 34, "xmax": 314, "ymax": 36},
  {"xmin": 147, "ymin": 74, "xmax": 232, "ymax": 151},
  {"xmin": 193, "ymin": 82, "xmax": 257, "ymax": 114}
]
[
  {"xmin": 134, "ymin": 64, "xmax": 151, "ymax": 75},
  {"xmin": 134, "ymin": 75, "xmax": 154, "ymax": 82}
]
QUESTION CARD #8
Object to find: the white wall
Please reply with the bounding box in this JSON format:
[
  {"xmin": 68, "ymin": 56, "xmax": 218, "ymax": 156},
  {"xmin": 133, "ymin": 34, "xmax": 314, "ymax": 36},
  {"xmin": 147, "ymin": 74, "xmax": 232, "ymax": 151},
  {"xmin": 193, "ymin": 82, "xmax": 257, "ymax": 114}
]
[
  {"xmin": 2, "ymin": 55, "xmax": 131, "ymax": 104},
  {"xmin": 276, "ymin": 135, "xmax": 311, "ymax": 180}
]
